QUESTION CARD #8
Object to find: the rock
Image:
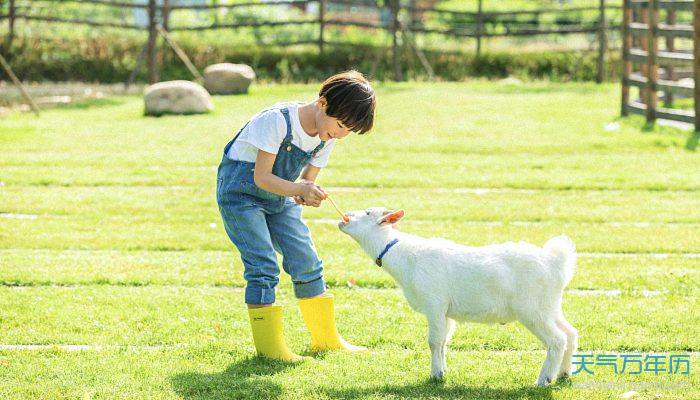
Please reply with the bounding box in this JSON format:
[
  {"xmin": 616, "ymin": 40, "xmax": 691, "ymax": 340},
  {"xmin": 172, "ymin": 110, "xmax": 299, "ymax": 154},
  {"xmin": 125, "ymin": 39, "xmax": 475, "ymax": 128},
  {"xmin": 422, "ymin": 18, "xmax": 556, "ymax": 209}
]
[
  {"xmin": 204, "ymin": 63, "xmax": 256, "ymax": 94},
  {"xmin": 144, "ymin": 80, "xmax": 213, "ymax": 116}
]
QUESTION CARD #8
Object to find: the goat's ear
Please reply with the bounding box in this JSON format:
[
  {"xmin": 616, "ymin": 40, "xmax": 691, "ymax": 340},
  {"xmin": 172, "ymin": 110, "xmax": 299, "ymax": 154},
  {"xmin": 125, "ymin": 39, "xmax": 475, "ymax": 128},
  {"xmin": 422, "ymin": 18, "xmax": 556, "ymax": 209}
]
[{"xmin": 377, "ymin": 210, "xmax": 404, "ymax": 225}]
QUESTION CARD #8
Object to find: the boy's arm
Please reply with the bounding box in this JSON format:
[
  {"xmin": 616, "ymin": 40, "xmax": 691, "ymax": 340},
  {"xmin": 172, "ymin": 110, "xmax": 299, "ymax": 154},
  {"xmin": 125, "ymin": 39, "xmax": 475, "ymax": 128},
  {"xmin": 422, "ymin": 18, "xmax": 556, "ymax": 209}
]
[
  {"xmin": 254, "ymin": 150, "xmax": 325, "ymax": 206},
  {"xmin": 293, "ymin": 165, "xmax": 322, "ymax": 205},
  {"xmin": 299, "ymin": 164, "xmax": 321, "ymax": 184}
]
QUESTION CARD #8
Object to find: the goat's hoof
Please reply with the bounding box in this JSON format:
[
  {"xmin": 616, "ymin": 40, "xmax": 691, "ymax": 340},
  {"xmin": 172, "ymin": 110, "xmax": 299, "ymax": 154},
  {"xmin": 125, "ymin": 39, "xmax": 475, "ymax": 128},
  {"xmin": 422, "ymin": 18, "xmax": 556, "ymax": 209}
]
[
  {"xmin": 429, "ymin": 371, "xmax": 445, "ymax": 382},
  {"xmin": 535, "ymin": 377, "xmax": 552, "ymax": 387},
  {"xmin": 556, "ymin": 373, "xmax": 573, "ymax": 386}
]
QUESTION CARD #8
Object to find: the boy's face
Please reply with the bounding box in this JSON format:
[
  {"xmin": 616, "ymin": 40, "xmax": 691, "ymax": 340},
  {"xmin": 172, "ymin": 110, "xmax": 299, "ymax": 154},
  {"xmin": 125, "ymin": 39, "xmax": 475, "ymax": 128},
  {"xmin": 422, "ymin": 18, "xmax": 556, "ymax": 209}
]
[{"xmin": 316, "ymin": 98, "xmax": 351, "ymax": 141}]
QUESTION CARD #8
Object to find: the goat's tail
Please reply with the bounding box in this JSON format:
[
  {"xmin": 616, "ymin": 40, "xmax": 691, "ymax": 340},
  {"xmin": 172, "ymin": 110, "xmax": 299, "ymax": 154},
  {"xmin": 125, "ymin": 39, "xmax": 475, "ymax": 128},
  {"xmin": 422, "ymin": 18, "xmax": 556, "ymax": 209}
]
[{"xmin": 544, "ymin": 235, "xmax": 577, "ymax": 287}]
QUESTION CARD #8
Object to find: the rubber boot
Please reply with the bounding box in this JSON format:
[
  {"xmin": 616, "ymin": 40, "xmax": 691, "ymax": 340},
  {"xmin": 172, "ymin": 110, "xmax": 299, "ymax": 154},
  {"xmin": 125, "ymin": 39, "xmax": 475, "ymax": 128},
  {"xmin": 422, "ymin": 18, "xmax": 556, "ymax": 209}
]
[
  {"xmin": 248, "ymin": 305, "xmax": 309, "ymax": 362},
  {"xmin": 298, "ymin": 295, "xmax": 367, "ymax": 352}
]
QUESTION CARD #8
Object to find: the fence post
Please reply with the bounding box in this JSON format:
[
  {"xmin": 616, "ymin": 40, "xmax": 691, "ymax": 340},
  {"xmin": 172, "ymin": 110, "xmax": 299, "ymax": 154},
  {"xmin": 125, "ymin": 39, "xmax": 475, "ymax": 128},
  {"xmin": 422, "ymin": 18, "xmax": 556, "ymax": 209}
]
[
  {"xmin": 408, "ymin": 0, "xmax": 418, "ymax": 27},
  {"xmin": 0, "ymin": 0, "xmax": 4, "ymax": 52},
  {"xmin": 664, "ymin": 8, "xmax": 675, "ymax": 107},
  {"xmin": 646, "ymin": 0, "xmax": 658, "ymax": 123},
  {"xmin": 640, "ymin": 6, "xmax": 649, "ymax": 108},
  {"xmin": 162, "ymin": 0, "xmax": 171, "ymax": 31},
  {"xmin": 5, "ymin": 0, "xmax": 15, "ymax": 51},
  {"xmin": 621, "ymin": 0, "xmax": 631, "ymax": 116},
  {"xmin": 147, "ymin": 0, "xmax": 158, "ymax": 84},
  {"xmin": 476, "ymin": 0, "xmax": 483, "ymax": 56},
  {"xmin": 596, "ymin": 0, "xmax": 607, "ymax": 83},
  {"xmin": 694, "ymin": 0, "xmax": 700, "ymax": 131},
  {"xmin": 390, "ymin": 0, "xmax": 401, "ymax": 81},
  {"xmin": 160, "ymin": 0, "xmax": 170, "ymax": 72},
  {"xmin": 318, "ymin": 0, "xmax": 325, "ymax": 55},
  {"xmin": 0, "ymin": 52, "xmax": 40, "ymax": 116}
]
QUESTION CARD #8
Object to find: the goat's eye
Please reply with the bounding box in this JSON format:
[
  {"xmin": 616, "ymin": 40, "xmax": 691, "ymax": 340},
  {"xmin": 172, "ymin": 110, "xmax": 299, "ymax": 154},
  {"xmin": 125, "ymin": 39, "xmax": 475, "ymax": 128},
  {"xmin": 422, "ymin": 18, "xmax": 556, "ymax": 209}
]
[{"xmin": 366, "ymin": 211, "xmax": 370, "ymax": 216}]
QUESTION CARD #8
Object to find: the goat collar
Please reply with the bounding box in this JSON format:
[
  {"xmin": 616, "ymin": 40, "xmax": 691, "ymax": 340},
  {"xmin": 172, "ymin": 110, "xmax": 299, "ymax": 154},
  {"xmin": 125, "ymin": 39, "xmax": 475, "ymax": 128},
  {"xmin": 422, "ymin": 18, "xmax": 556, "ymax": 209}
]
[{"xmin": 375, "ymin": 238, "xmax": 399, "ymax": 267}]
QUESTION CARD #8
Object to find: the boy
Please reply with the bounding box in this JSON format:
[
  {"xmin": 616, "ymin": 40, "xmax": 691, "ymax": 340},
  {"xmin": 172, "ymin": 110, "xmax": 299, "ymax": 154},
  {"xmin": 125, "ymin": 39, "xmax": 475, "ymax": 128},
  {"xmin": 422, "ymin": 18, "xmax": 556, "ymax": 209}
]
[{"xmin": 216, "ymin": 70, "xmax": 376, "ymax": 361}]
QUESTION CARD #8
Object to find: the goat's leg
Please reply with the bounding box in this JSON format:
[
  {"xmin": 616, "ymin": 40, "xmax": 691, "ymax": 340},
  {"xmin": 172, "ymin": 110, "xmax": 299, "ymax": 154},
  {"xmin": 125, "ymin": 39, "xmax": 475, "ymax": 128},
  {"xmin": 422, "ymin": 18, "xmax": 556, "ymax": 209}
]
[
  {"xmin": 427, "ymin": 314, "xmax": 449, "ymax": 380},
  {"xmin": 521, "ymin": 318, "xmax": 567, "ymax": 387},
  {"xmin": 442, "ymin": 318, "xmax": 456, "ymax": 372},
  {"xmin": 555, "ymin": 317, "xmax": 579, "ymax": 379}
]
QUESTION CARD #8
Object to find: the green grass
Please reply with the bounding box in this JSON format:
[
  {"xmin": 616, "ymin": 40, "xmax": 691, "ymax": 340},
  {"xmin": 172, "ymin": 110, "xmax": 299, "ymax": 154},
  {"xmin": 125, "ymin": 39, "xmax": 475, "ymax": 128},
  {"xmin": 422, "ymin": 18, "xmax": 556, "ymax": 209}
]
[{"xmin": 0, "ymin": 81, "xmax": 698, "ymax": 399}]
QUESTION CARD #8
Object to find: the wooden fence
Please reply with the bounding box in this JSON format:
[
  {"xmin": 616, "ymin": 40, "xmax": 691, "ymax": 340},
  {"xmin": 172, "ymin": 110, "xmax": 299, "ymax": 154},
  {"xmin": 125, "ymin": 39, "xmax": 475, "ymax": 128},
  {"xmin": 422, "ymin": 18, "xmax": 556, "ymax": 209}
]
[
  {"xmin": 0, "ymin": 0, "xmax": 622, "ymax": 83},
  {"xmin": 621, "ymin": 0, "xmax": 699, "ymax": 128}
]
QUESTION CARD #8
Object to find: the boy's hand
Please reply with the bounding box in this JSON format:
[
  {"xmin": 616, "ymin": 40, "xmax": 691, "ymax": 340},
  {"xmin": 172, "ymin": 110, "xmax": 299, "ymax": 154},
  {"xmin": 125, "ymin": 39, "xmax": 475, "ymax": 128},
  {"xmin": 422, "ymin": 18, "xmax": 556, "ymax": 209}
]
[
  {"xmin": 298, "ymin": 183, "xmax": 326, "ymax": 207},
  {"xmin": 294, "ymin": 180, "xmax": 312, "ymax": 205},
  {"xmin": 293, "ymin": 196, "xmax": 306, "ymax": 205}
]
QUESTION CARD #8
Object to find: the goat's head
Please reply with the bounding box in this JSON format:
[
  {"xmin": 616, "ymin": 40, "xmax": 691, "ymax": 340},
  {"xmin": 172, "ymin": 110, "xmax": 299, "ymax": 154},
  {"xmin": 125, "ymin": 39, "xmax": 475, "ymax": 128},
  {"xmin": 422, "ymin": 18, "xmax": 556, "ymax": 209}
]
[{"xmin": 338, "ymin": 207, "xmax": 405, "ymax": 240}]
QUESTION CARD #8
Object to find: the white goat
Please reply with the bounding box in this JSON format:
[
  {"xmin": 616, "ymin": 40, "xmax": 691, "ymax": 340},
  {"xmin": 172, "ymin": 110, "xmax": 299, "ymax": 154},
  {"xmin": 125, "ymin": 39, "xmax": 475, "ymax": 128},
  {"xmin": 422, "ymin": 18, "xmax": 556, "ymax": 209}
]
[{"xmin": 338, "ymin": 208, "xmax": 578, "ymax": 386}]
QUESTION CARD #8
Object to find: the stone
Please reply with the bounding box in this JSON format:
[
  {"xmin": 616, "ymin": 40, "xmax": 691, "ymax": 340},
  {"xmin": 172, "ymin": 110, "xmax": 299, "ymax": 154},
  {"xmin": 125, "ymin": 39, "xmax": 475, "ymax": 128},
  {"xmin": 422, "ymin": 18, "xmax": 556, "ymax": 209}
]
[
  {"xmin": 204, "ymin": 63, "xmax": 256, "ymax": 94},
  {"xmin": 144, "ymin": 80, "xmax": 213, "ymax": 116}
]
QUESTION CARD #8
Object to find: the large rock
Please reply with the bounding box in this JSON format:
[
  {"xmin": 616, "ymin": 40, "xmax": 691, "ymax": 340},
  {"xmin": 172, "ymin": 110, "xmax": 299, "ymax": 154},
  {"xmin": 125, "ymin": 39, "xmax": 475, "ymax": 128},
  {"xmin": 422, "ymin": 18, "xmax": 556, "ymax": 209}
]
[
  {"xmin": 144, "ymin": 80, "xmax": 213, "ymax": 116},
  {"xmin": 204, "ymin": 63, "xmax": 255, "ymax": 94}
]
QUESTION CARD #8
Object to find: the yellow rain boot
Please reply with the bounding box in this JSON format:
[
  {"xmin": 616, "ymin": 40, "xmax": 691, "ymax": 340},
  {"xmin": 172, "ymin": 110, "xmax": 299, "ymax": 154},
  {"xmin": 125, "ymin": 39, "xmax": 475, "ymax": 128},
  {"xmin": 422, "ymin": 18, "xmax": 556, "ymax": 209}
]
[
  {"xmin": 248, "ymin": 305, "xmax": 310, "ymax": 362},
  {"xmin": 298, "ymin": 295, "xmax": 367, "ymax": 352}
]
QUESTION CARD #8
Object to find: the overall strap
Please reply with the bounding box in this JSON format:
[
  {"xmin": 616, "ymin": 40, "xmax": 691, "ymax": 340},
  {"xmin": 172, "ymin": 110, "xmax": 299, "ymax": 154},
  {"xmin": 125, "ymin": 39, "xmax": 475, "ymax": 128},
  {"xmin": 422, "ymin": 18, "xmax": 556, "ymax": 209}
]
[
  {"xmin": 279, "ymin": 107, "xmax": 325, "ymax": 156},
  {"xmin": 223, "ymin": 120, "xmax": 250, "ymax": 156},
  {"xmin": 279, "ymin": 108, "xmax": 293, "ymax": 144},
  {"xmin": 232, "ymin": 120, "xmax": 250, "ymax": 143},
  {"xmin": 310, "ymin": 140, "xmax": 326, "ymax": 156}
]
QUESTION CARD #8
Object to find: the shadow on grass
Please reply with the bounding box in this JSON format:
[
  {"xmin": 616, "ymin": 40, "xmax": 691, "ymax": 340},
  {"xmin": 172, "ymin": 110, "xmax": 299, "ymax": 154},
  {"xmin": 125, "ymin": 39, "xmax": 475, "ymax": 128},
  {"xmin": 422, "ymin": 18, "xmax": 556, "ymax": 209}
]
[
  {"xmin": 171, "ymin": 356, "xmax": 298, "ymax": 400},
  {"xmin": 642, "ymin": 121, "xmax": 656, "ymax": 132},
  {"xmin": 618, "ymin": 116, "xmax": 700, "ymax": 151},
  {"xmin": 321, "ymin": 379, "xmax": 557, "ymax": 400},
  {"xmin": 54, "ymin": 97, "xmax": 123, "ymax": 110},
  {"xmin": 685, "ymin": 132, "xmax": 699, "ymax": 151},
  {"xmin": 171, "ymin": 355, "xmax": 561, "ymax": 399}
]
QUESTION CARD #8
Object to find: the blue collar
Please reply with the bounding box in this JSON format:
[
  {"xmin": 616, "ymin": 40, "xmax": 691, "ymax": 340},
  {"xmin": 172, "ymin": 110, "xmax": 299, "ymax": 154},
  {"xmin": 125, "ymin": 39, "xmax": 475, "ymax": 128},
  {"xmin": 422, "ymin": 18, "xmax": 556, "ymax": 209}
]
[{"xmin": 375, "ymin": 238, "xmax": 399, "ymax": 267}]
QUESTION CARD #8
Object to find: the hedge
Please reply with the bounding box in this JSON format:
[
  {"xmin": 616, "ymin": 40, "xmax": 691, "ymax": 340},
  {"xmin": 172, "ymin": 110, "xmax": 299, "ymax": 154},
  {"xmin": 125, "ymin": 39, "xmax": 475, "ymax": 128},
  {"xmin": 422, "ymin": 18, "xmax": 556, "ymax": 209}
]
[{"xmin": 0, "ymin": 31, "xmax": 620, "ymax": 83}]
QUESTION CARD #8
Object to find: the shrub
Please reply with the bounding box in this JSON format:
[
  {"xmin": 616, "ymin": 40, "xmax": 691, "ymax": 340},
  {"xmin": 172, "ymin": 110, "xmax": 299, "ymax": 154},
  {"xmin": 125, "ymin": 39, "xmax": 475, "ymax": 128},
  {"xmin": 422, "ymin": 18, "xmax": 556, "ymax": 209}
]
[{"xmin": 0, "ymin": 29, "xmax": 619, "ymax": 83}]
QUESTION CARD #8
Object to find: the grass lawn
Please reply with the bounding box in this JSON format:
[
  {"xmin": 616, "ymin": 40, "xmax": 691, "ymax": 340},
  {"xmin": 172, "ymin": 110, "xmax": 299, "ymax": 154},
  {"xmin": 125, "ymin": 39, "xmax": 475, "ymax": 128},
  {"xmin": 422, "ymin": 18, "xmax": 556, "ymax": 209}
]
[{"xmin": 0, "ymin": 81, "xmax": 698, "ymax": 399}]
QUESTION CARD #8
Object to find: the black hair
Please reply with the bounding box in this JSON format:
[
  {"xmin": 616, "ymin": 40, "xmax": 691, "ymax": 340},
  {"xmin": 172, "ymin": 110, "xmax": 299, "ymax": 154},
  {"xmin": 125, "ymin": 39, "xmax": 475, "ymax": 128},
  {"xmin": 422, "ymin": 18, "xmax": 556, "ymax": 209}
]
[{"xmin": 319, "ymin": 70, "xmax": 376, "ymax": 134}]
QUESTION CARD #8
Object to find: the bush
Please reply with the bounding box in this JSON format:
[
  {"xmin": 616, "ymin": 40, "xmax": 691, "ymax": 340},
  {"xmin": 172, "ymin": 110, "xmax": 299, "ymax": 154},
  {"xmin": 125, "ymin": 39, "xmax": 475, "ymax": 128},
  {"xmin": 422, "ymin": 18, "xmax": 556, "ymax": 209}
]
[{"xmin": 0, "ymin": 29, "xmax": 620, "ymax": 83}]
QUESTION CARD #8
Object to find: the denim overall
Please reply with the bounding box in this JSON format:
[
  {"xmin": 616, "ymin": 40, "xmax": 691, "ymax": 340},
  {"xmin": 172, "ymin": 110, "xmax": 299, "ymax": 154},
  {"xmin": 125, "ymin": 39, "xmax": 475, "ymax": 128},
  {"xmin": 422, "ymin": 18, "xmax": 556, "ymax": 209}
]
[{"xmin": 216, "ymin": 108, "xmax": 327, "ymax": 304}]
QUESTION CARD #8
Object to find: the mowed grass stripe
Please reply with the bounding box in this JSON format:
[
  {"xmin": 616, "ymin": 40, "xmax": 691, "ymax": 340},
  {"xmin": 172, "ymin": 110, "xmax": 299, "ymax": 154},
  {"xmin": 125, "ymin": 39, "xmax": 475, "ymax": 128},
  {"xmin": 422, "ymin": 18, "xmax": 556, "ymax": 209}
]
[
  {"xmin": 0, "ymin": 286, "xmax": 697, "ymax": 352},
  {"xmin": 1, "ymin": 345, "xmax": 695, "ymax": 400},
  {"xmin": 2, "ymin": 185, "xmax": 700, "ymax": 223},
  {"xmin": 2, "ymin": 217, "xmax": 698, "ymax": 253},
  {"xmin": 0, "ymin": 249, "xmax": 697, "ymax": 292},
  {"xmin": 3, "ymin": 151, "xmax": 699, "ymax": 190},
  {"xmin": 1, "ymin": 345, "xmax": 697, "ymax": 356}
]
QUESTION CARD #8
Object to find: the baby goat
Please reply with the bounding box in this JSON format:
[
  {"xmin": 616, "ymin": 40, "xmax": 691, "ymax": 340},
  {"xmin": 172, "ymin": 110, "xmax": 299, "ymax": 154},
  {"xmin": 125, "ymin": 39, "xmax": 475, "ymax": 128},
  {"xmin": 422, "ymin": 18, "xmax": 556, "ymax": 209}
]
[{"xmin": 338, "ymin": 208, "xmax": 578, "ymax": 386}]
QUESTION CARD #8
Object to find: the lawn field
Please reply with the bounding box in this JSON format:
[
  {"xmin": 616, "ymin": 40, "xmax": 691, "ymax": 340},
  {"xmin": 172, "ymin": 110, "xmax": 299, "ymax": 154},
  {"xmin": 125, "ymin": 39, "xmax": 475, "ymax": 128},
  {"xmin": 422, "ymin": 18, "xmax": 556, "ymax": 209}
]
[{"xmin": 0, "ymin": 81, "xmax": 698, "ymax": 399}]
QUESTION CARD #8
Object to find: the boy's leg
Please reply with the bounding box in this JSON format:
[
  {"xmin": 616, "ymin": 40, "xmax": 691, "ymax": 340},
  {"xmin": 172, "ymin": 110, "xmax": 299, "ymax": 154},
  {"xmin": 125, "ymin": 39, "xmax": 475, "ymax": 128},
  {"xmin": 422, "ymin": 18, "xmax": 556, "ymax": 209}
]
[
  {"xmin": 265, "ymin": 199, "xmax": 325, "ymax": 299},
  {"xmin": 267, "ymin": 200, "xmax": 366, "ymax": 352},
  {"xmin": 219, "ymin": 199, "xmax": 309, "ymax": 361},
  {"xmin": 219, "ymin": 201, "xmax": 279, "ymax": 305}
]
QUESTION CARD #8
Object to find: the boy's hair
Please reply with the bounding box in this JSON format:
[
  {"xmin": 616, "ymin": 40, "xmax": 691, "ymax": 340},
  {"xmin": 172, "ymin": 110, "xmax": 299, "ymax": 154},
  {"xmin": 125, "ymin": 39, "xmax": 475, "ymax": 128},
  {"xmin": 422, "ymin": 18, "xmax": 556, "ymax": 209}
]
[{"xmin": 319, "ymin": 70, "xmax": 376, "ymax": 135}]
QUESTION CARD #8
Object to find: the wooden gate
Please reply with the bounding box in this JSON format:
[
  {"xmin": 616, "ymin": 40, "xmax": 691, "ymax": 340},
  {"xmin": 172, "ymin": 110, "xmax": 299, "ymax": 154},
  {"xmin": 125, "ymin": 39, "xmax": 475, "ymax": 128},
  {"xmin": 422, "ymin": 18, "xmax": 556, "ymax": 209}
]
[{"xmin": 621, "ymin": 0, "xmax": 700, "ymax": 130}]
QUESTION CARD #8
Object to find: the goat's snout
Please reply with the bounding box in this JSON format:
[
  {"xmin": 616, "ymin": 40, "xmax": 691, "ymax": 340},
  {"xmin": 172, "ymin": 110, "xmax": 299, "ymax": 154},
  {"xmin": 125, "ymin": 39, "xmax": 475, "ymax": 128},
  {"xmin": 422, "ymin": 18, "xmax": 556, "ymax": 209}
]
[{"xmin": 337, "ymin": 212, "xmax": 355, "ymax": 230}]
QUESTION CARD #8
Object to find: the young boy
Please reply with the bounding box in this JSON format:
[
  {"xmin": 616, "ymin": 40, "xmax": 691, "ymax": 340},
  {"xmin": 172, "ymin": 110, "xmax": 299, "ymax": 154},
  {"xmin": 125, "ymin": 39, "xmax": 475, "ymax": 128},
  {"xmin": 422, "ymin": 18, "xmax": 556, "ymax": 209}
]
[{"xmin": 216, "ymin": 70, "xmax": 376, "ymax": 361}]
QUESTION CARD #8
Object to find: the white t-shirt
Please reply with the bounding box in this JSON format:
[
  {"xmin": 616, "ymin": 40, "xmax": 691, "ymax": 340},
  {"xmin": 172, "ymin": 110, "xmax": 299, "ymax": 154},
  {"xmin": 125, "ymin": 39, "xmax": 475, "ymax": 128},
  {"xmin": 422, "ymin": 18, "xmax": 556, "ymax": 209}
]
[{"xmin": 226, "ymin": 102, "xmax": 336, "ymax": 168}]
